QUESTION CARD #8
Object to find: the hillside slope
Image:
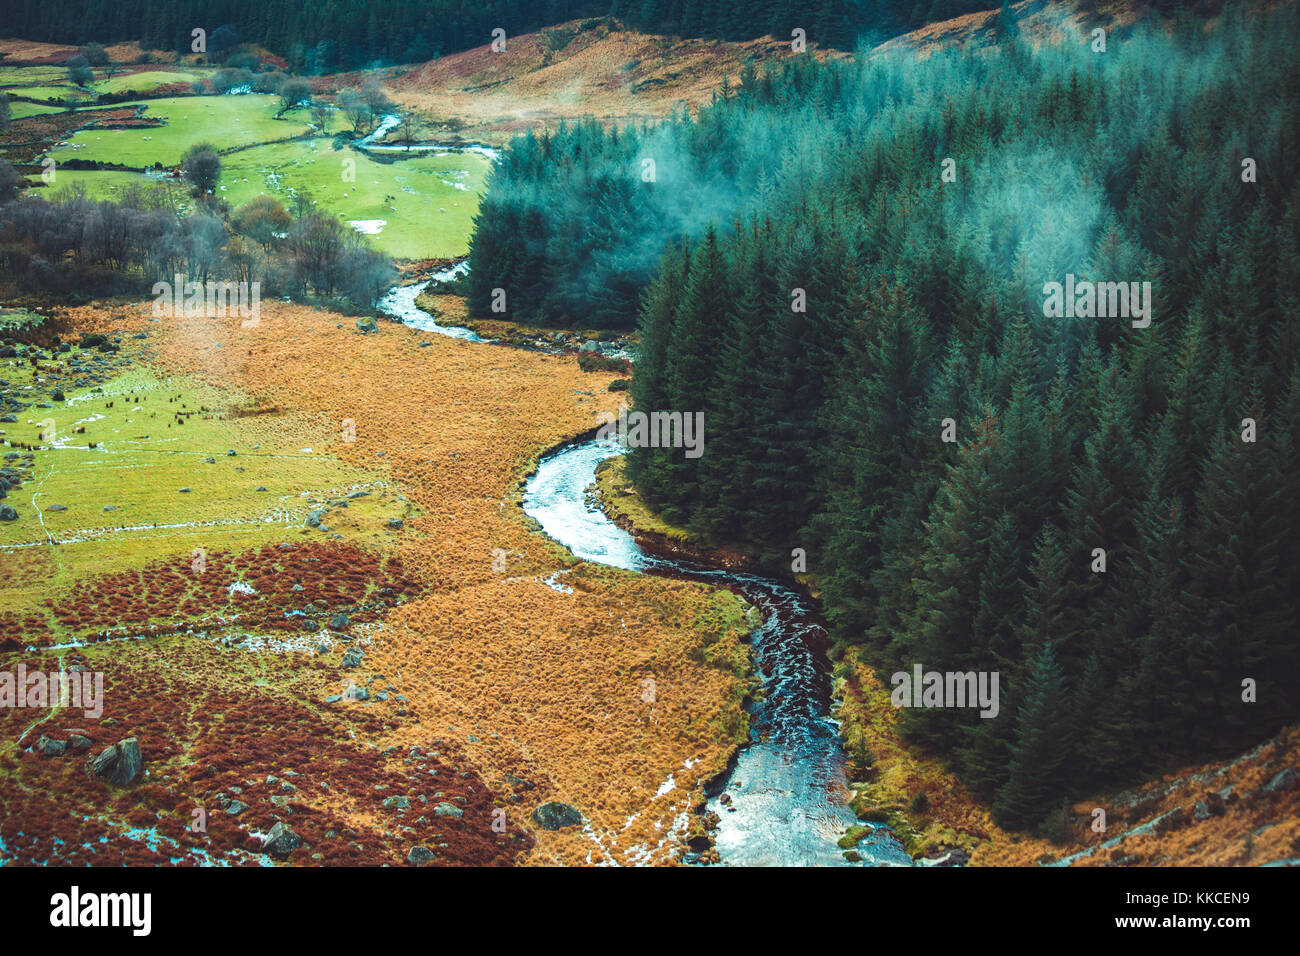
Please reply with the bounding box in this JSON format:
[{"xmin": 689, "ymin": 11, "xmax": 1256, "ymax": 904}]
[{"xmin": 380, "ymin": 17, "xmax": 842, "ymax": 143}]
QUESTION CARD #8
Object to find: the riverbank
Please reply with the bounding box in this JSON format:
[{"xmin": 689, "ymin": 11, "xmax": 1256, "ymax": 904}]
[
  {"xmin": 592, "ymin": 453, "xmax": 999, "ymax": 864},
  {"xmin": 412, "ymin": 286, "xmax": 639, "ymax": 358}
]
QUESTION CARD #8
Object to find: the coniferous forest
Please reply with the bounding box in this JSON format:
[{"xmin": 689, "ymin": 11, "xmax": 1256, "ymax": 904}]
[{"xmin": 468, "ymin": 5, "xmax": 1300, "ymax": 828}]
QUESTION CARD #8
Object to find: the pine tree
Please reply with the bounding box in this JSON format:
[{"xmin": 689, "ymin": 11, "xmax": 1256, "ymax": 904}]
[{"xmin": 994, "ymin": 642, "xmax": 1070, "ymax": 831}]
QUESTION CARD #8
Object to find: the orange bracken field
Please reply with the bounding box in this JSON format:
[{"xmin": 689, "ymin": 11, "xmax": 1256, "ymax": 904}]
[{"xmin": 0, "ymin": 296, "xmax": 753, "ymax": 866}]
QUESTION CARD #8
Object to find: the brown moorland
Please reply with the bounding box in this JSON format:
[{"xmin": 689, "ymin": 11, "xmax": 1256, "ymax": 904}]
[{"xmin": 0, "ymin": 296, "xmax": 753, "ymax": 865}]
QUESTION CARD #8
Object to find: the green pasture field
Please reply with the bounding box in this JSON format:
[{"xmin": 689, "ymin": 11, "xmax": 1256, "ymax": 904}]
[
  {"xmin": 46, "ymin": 95, "xmax": 317, "ymax": 167},
  {"xmin": 0, "ymin": 354, "xmax": 406, "ymax": 622},
  {"xmin": 50, "ymin": 141, "xmax": 489, "ymax": 259},
  {"xmin": 7, "ymin": 100, "xmax": 64, "ymax": 119},
  {"xmin": 220, "ymin": 141, "xmax": 489, "ymax": 258}
]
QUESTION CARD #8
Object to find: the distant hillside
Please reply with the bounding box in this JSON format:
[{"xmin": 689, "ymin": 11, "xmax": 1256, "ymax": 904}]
[
  {"xmin": 379, "ymin": 17, "xmax": 843, "ymax": 142},
  {"xmin": 877, "ymin": 0, "xmax": 1230, "ymax": 53},
  {"xmin": 4, "ymin": 0, "xmax": 1222, "ymax": 71}
]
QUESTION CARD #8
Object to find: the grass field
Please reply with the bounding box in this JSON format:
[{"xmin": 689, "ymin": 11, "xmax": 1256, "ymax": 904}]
[
  {"xmin": 1, "ymin": 84, "xmax": 96, "ymax": 103},
  {"xmin": 0, "ymin": 66, "xmax": 71, "ymax": 87},
  {"xmin": 37, "ymin": 168, "xmax": 184, "ymax": 200},
  {"xmin": 94, "ymin": 69, "xmax": 198, "ymax": 94},
  {"xmin": 51, "ymin": 140, "xmax": 489, "ymax": 259},
  {"xmin": 221, "ymin": 142, "xmax": 489, "ymax": 258},
  {"xmin": 0, "ymin": 352, "xmax": 408, "ymax": 628},
  {"xmin": 47, "ymin": 95, "xmax": 316, "ymax": 167},
  {"xmin": 7, "ymin": 100, "xmax": 64, "ymax": 119},
  {"xmin": 1, "ymin": 65, "xmax": 197, "ymax": 95},
  {"xmin": 10, "ymin": 71, "xmax": 489, "ymax": 258}
]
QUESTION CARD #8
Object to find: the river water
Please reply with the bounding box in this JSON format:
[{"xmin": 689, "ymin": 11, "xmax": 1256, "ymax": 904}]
[{"xmin": 380, "ymin": 287, "xmax": 912, "ymax": 867}]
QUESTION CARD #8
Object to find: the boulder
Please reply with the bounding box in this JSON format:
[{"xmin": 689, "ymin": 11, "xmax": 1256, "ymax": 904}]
[
  {"xmin": 433, "ymin": 802, "xmax": 463, "ymax": 819},
  {"xmin": 0, "ymin": 505, "xmax": 18, "ymax": 521},
  {"xmin": 36, "ymin": 735, "xmax": 67, "ymax": 757},
  {"xmin": 263, "ymin": 821, "xmax": 302, "ymax": 858},
  {"xmin": 356, "ymin": 317, "xmax": 379, "ymax": 334},
  {"xmin": 91, "ymin": 737, "xmax": 143, "ymax": 786},
  {"xmin": 382, "ymin": 795, "xmax": 411, "ymax": 810},
  {"xmin": 407, "ymin": 845, "xmax": 436, "ymax": 865},
  {"xmin": 531, "ymin": 801, "xmax": 581, "ymax": 830}
]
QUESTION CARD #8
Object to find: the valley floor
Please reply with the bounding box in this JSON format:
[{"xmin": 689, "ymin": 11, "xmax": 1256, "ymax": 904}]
[{"xmin": 0, "ymin": 295, "xmax": 752, "ymax": 865}]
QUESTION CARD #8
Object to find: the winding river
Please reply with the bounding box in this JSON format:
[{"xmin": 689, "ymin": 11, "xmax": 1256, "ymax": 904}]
[{"xmin": 380, "ymin": 283, "xmax": 912, "ymax": 867}]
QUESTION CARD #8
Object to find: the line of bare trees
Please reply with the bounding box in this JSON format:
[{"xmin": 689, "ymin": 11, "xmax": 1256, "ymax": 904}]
[{"xmin": 0, "ymin": 164, "xmax": 394, "ymax": 310}]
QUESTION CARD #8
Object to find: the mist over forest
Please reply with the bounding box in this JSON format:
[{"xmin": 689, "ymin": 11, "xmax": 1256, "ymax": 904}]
[{"xmin": 471, "ymin": 4, "xmax": 1300, "ymax": 829}]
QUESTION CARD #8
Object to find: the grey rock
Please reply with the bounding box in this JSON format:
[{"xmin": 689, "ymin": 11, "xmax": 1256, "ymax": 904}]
[
  {"xmin": 531, "ymin": 801, "xmax": 581, "ymax": 830},
  {"xmin": 341, "ymin": 648, "xmax": 364, "ymax": 669},
  {"xmin": 225, "ymin": 800, "xmax": 249, "ymax": 815},
  {"xmin": 66, "ymin": 733, "xmax": 92, "ymax": 751},
  {"xmin": 329, "ymin": 612, "xmax": 350, "ymax": 630},
  {"xmin": 36, "ymin": 735, "xmax": 66, "ymax": 757},
  {"xmin": 91, "ymin": 737, "xmax": 143, "ymax": 786},
  {"xmin": 433, "ymin": 802, "xmax": 463, "ymax": 819},
  {"xmin": 264, "ymin": 821, "xmax": 302, "ymax": 858},
  {"xmin": 407, "ymin": 845, "xmax": 436, "ymax": 865},
  {"xmin": 356, "ymin": 317, "xmax": 379, "ymax": 334},
  {"xmin": 382, "ymin": 795, "xmax": 411, "ymax": 810},
  {"xmin": 0, "ymin": 505, "xmax": 17, "ymax": 521},
  {"xmin": 387, "ymin": 518, "xmax": 403, "ymax": 530}
]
